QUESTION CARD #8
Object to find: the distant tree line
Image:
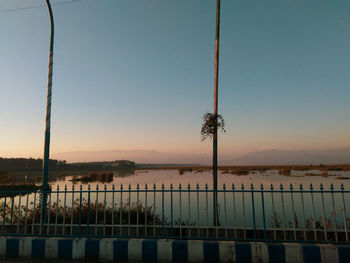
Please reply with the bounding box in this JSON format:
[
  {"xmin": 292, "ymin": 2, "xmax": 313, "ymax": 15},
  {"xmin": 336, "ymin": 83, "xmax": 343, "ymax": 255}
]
[
  {"xmin": 68, "ymin": 160, "xmax": 135, "ymax": 171},
  {"xmin": 0, "ymin": 158, "xmax": 135, "ymax": 172},
  {"xmin": 0, "ymin": 158, "xmax": 67, "ymax": 172}
]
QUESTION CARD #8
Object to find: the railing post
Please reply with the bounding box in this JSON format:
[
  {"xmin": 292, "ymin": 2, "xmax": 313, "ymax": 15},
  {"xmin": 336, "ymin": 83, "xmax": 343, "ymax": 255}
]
[
  {"xmin": 128, "ymin": 184, "xmax": 131, "ymax": 236},
  {"xmin": 330, "ymin": 184, "xmax": 338, "ymax": 242},
  {"xmin": 270, "ymin": 184, "xmax": 276, "ymax": 240},
  {"xmin": 145, "ymin": 184, "xmax": 148, "ymax": 236},
  {"xmin": 300, "ymin": 184, "xmax": 307, "ymax": 241},
  {"xmin": 111, "ymin": 184, "xmax": 115, "ymax": 236},
  {"xmin": 120, "ymin": 184, "xmax": 123, "ymax": 236},
  {"xmin": 251, "ymin": 184, "xmax": 256, "ymax": 241},
  {"xmin": 260, "ymin": 184, "xmax": 266, "ymax": 240},
  {"xmin": 162, "ymin": 184, "xmax": 165, "ymax": 236},
  {"xmin": 341, "ymin": 184, "xmax": 348, "ymax": 242},
  {"xmin": 310, "ymin": 184, "xmax": 317, "ymax": 241},
  {"xmin": 241, "ymin": 184, "xmax": 246, "ymax": 239},
  {"xmin": 179, "ymin": 184, "xmax": 182, "ymax": 238},
  {"xmin": 95, "ymin": 185, "xmax": 99, "ymax": 236},
  {"xmin": 136, "ymin": 184, "xmax": 139, "ymax": 237},
  {"xmin": 232, "ymin": 184, "xmax": 237, "ymax": 238},
  {"xmin": 196, "ymin": 183, "xmax": 200, "ymax": 237},
  {"xmin": 320, "ymin": 184, "xmax": 327, "ymax": 241},
  {"xmin": 223, "ymin": 184, "xmax": 227, "ymax": 238},
  {"xmin": 153, "ymin": 184, "xmax": 156, "ymax": 236},
  {"xmin": 290, "ymin": 184, "xmax": 297, "ymax": 240},
  {"xmin": 63, "ymin": 185, "xmax": 67, "ymax": 235},
  {"xmin": 280, "ymin": 184, "xmax": 286, "ymax": 240},
  {"xmin": 78, "ymin": 185, "xmax": 82, "ymax": 236},
  {"xmin": 170, "ymin": 183, "xmax": 174, "ymax": 236},
  {"xmin": 71, "ymin": 184, "xmax": 75, "ymax": 236},
  {"xmin": 87, "ymin": 184, "xmax": 91, "ymax": 236}
]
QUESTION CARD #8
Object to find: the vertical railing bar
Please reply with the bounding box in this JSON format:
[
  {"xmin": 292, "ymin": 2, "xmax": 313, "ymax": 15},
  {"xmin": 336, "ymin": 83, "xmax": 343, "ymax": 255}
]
[
  {"xmin": 280, "ymin": 184, "xmax": 286, "ymax": 241},
  {"xmin": 25, "ymin": 191, "xmax": 29, "ymax": 234},
  {"xmin": 136, "ymin": 184, "xmax": 139, "ymax": 237},
  {"xmin": 310, "ymin": 184, "xmax": 317, "ymax": 241},
  {"xmin": 251, "ymin": 184, "xmax": 256, "ymax": 242},
  {"xmin": 95, "ymin": 185, "xmax": 99, "ymax": 236},
  {"xmin": 87, "ymin": 184, "xmax": 91, "ymax": 236},
  {"xmin": 223, "ymin": 184, "xmax": 227, "ymax": 238},
  {"xmin": 16, "ymin": 193, "xmax": 22, "ymax": 234},
  {"xmin": 330, "ymin": 184, "xmax": 338, "ymax": 242},
  {"xmin": 162, "ymin": 184, "xmax": 165, "ymax": 236},
  {"xmin": 290, "ymin": 184, "xmax": 297, "ymax": 241},
  {"xmin": 32, "ymin": 191, "xmax": 37, "ymax": 235},
  {"xmin": 54, "ymin": 185, "xmax": 59, "ymax": 235},
  {"xmin": 145, "ymin": 184, "xmax": 148, "ymax": 237},
  {"xmin": 128, "ymin": 184, "xmax": 131, "ymax": 236},
  {"xmin": 120, "ymin": 184, "xmax": 123, "ymax": 236},
  {"xmin": 320, "ymin": 184, "xmax": 327, "ymax": 241},
  {"xmin": 196, "ymin": 184, "xmax": 200, "ymax": 237},
  {"xmin": 261, "ymin": 184, "xmax": 266, "ymax": 241},
  {"xmin": 78, "ymin": 185, "xmax": 82, "ymax": 236},
  {"xmin": 188, "ymin": 184, "xmax": 191, "ymax": 238},
  {"xmin": 205, "ymin": 184, "xmax": 209, "ymax": 238},
  {"xmin": 103, "ymin": 185, "xmax": 107, "ymax": 236},
  {"xmin": 111, "ymin": 184, "xmax": 115, "ymax": 236},
  {"xmin": 300, "ymin": 184, "xmax": 307, "ymax": 241},
  {"xmin": 242, "ymin": 184, "xmax": 246, "ymax": 239},
  {"xmin": 70, "ymin": 185, "xmax": 74, "ymax": 236},
  {"xmin": 153, "ymin": 184, "xmax": 156, "ymax": 237},
  {"xmin": 47, "ymin": 187, "xmax": 51, "ymax": 235},
  {"xmin": 63, "ymin": 185, "xmax": 67, "ymax": 236},
  {"xmin": 179, "ymin": 184, "xmax": 182, "ymax": 238},
  {"xmin": 170, "ymin": 183, "xmax": 174, "ymax": 235},
  {"xmin": 2, "ymin": 194, "xmax": 7, "ymax": 234},
  {"xmin": 271, "ymin": 184, "xmax": 276, "ymax": 240},
  {"xmin": 39, "ymin": 190, "xmax": 43, "ymax": 235},
  {"xmin": 232, "ymin": 184, "xmax": 237, "ymax": 239},
  {"xmin": 170, "ymin": 184, "xmax": 174, "ymax": 236},
  {"xmin": 341, "ymin": 184, "xmax": 348, "ymax": 242},
  {"xmin": 10, "ymin": 196, "xmax": 14, "ymax": 233},
  {"xmin": 215, "ymin": 186, "xmax": 218, "ymax": 239}
]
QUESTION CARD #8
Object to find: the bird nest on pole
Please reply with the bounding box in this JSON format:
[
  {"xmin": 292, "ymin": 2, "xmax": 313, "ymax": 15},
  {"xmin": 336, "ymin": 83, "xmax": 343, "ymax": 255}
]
[{"xmin": 201, "ymin": 113, "xmax": 226, "ymax": 141}]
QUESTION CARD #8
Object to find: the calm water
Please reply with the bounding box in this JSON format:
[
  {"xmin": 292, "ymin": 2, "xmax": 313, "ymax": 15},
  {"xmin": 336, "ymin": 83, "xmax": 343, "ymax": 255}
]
[
  {"xmin": 3, "ymin": 169, "xmax": 350, "ymax": 229},
  {"xmin": 49, "ymin": 169, "xmax": 350, "ymax": 190}
]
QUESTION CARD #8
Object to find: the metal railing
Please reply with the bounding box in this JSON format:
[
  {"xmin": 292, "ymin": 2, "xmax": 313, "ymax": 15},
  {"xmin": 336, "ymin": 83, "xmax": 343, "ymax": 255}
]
[{"xmin": 0, "ymin": 183, "xmax": 349, "ymax": 243}]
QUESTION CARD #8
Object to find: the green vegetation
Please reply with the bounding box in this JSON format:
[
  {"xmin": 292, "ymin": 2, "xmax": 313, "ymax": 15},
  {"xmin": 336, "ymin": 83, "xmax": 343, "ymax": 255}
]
[{"xmin": 0, "ymin": 199, "xmax": 165, "ymax": 226}]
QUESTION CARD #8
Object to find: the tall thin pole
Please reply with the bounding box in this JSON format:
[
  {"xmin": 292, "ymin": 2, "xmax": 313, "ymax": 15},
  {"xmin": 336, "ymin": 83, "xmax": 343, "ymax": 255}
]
[
  {"xmin": 42, "ymin": 0, "xmax": 54, "ymax": 220},
  {"xmin": 213, "ymin": 0, "xmax": 221, "ymax": 226}
]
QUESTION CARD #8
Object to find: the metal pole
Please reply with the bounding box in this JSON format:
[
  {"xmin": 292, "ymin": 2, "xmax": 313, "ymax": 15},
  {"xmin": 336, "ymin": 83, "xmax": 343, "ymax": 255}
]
[
  {"xmin": 213, "ymin": 0, "xmax": 221, "ymax": 226},
  {"xmin": 41, "ymin": 0, "xmax": 54, "ymax": 221}
]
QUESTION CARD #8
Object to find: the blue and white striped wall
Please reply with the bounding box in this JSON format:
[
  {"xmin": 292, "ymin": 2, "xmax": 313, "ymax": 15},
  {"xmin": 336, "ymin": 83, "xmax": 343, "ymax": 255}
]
[{"xmin": 0, "ymin": 237, "xmax": 349, "ymax": 262}]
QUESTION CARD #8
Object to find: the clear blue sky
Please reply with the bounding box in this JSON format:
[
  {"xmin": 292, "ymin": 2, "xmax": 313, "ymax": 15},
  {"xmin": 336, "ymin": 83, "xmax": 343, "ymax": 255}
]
[{"xmin": 1, "ymin": 0, "xmax": 350, "ymax": 159}]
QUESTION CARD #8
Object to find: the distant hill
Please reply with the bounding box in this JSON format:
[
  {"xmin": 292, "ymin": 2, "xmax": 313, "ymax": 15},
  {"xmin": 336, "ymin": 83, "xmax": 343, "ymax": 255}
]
[
  {"xmin": 53, "ymin": 147, "xmax": 350, "ymax": 165},
  {"xmin": 228, "ymin": 147, "xmax": 350, "ymax": 165}
]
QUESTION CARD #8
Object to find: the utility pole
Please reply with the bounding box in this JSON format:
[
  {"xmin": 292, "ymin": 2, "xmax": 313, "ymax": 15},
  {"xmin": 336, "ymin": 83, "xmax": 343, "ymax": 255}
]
[
  {"xmin": 41, "ymin": 0, "xmax": 54, "ymax": 221},
  {"xmin": 213, "ymin": 0, "xmax": 221, "ymax": 226}
]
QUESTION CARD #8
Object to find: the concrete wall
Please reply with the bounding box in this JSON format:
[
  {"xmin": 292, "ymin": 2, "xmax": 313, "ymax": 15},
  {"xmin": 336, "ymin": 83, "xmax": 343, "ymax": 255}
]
[{"xmin": 0, "ymin": 237, "xmax": 349, "ymax": 262}]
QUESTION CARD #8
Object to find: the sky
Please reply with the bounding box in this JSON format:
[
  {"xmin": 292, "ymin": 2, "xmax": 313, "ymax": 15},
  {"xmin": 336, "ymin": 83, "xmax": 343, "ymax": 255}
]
[{"xmin": 1, "ymin": 0, "xmax": 350, "ymax": 161}]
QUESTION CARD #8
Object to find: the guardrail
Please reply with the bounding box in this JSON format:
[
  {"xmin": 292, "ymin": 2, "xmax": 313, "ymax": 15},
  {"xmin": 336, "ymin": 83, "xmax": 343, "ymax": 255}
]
[{"xmin": 0, "ymin": 183, "xmax": 349, "ymax": 243}]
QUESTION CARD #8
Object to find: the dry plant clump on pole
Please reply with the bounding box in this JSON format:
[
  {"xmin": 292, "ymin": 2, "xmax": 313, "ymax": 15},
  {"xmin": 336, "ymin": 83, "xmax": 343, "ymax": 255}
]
[{"xmin": 201, "ymin": 113, "xmax": 226, "ymax": 142}]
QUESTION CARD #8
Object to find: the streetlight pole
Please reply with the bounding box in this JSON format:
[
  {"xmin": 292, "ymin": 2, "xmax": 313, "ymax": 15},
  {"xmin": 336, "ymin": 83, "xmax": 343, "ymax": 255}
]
[
  {"xmin": 41, "ymin": 0, "xmax": 54, "ymax": 220},
  {"xmin": 213, "ymin": 0, "xmax": 221, "ymax": 226}
]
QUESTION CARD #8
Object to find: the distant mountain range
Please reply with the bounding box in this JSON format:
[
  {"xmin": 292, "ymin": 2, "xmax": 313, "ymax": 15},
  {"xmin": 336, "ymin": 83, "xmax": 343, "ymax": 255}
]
[
  {"xmin": 53, "ymin": 147, "xmax": 350, "ymax": 165},
  {"xmin": 228, "ymin": 147, "xmax": 350, "ymax": 165}
]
